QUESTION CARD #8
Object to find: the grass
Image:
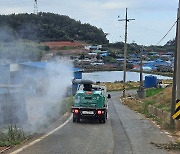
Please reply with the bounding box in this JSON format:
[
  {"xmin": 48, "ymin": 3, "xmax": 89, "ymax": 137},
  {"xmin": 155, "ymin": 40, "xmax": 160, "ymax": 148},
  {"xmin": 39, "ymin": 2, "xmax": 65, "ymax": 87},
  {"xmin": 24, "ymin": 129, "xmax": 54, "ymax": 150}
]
[
  {"xmin": 146, "ymin": 88, "xmax": 164, "ymax": 97},
  {"xmin": 122, "ymin": 86, "xmax": 177, "ymax": 132},
  {"xmin": 0, "ymin": 125, "xmax": 26, "ymax": 147},
  {"xmin": 104, "ymin": 81, "xmax": 139, "ymax": 91},
  {"xmin": 0, "ymin": 96, "xmax": 74, "ymax": 149},
  {"xmin": 140, "ymin": 100, "xmax": 156, "ymax": 115},
  {"xmin": 60, "ymin": 96, "xmax": 74, "ymax": 115},
  {"xmin": 139, "ymin": 88, "xmax": 172, "ymax": 120},
  {"xmin": 122, "ymin": 87, "xmax": 172, "ymax": 115},
  {"xmin": 122, "ymin": 87, "xmax": 168, "ymax": 116},
  {"xmin": 145, "ymin": 87, "xmax": 172, "ymax": 113}
]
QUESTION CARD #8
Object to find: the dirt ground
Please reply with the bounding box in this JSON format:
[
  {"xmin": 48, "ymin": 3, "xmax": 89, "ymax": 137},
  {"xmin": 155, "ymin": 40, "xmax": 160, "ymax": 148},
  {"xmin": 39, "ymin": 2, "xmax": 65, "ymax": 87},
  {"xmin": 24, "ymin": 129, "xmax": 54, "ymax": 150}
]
[
  {"xmin": 53, "ymin": 48, "xmax": 89, "ymax": 55},
  {"xmin": 41, "ymin": 41, "xmax": 89, "ymax": 55},
  {"xmin": 42, "ymin": 41, "xmax": 87, "ymax": 49}
]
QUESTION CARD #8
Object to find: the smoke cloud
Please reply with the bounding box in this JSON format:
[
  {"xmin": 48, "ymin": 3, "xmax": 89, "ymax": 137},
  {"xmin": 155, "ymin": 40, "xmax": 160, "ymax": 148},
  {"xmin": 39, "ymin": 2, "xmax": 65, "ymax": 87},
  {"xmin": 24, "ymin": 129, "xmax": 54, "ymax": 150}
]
[
  {"xmin": 25, "ymin": 60, "xmax": 73, "ymax": 132},
  {"xmin": 0, "ymin": 26, "xmax": 74, "ymax": 133}
]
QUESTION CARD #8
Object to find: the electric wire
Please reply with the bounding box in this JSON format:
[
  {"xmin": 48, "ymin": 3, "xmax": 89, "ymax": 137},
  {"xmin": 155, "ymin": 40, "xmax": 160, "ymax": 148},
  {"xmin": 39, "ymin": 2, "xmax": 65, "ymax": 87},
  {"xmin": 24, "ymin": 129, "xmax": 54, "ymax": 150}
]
[{"xmin": 156, "ymin": 19, "xmax": 177, "ymax": 45}]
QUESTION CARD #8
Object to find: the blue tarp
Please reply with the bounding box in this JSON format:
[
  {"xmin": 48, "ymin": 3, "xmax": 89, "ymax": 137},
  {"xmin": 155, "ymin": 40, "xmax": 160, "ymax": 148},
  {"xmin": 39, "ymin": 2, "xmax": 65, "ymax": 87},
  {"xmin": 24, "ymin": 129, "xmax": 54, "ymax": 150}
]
[{"xmin": 144, "ymin": 58, "xmax": 170, "ymax": 69}]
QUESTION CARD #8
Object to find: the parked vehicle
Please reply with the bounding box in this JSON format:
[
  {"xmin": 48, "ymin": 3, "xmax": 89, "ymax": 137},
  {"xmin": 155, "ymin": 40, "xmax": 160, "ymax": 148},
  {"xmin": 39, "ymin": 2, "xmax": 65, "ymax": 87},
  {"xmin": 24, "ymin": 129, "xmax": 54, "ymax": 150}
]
[{"xmin": 71, "ymin": 79, "xmax": 111, "ymax": 123}]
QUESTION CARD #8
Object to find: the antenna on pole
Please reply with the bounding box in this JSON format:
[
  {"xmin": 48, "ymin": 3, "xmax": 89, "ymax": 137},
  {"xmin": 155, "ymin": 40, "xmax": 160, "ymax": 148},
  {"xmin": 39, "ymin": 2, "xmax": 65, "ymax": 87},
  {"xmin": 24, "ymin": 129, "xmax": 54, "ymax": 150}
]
[
  {"xmin": 34, "ymin": 0, "xmax": 38, "ymax": 14},
  {"xmin": 118, "ymin": 8, "xmax": 135, "ymax": 97}
]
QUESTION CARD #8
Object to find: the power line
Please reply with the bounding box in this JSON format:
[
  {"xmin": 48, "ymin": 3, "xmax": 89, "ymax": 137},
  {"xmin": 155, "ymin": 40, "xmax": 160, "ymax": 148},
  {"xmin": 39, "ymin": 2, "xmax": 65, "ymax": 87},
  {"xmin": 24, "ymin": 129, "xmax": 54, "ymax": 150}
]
[{"xmin": 156, "ymin": 20, "xmax": 177, "ymax": 45}]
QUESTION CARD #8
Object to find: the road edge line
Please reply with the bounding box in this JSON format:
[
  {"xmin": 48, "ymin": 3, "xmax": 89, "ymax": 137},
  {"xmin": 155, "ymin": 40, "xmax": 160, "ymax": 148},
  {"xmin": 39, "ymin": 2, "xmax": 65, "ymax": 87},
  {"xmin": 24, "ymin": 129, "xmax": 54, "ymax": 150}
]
[{"xmin": 10, "ymin": 114, "xmax": 72, "ymax": 154}]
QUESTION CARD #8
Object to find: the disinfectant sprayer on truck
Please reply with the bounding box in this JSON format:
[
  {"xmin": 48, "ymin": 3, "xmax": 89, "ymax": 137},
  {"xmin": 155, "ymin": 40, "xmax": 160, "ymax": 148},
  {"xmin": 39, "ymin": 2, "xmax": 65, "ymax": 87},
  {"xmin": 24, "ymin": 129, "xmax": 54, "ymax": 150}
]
[{"xmin": 71, "ymin": 79, "xmax": 111, "ymax": 123}]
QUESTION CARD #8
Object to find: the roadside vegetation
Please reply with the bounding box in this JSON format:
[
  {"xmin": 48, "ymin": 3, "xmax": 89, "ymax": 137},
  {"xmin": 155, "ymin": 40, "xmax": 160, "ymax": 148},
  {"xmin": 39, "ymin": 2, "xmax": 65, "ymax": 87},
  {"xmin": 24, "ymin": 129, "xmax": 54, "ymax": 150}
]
[
  {"xmin": 121, "ymin": 85, "xmax": 180, "ymax": 151},
  {"xmin": 104, "ymin": 81, "xmax": 139, "ymax": 91},
  {"xmin": 60, "ymin": 96, "xmax": 74, "ymax": 115},
  {"xmin": 122, "ymin": 87, "xmax": 172, "ymax": 120},
  {"xmin": 104, "ymin": 80, "xmax": 172, "ymax": 92},
  {"xmin": 0, "ymin": 97, "xmax": 74, "ymax": 152},
  {"xmin": 0, "ymin": 125, "xmax": 26, "ymax": 148},
  {"xmin": 144, "ymin": 87, "xmax": 171, "ymax": 112},
  {"xmin": 145, "ymin": 88, "xmax": 164, "ymax": 97}
]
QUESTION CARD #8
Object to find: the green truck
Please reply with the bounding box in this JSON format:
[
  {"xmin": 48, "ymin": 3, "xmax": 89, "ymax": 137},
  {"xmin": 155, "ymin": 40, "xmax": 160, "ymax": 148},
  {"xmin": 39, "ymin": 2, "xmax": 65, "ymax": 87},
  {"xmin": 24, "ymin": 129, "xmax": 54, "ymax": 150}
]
[{"xmin": 71, "ymin": 79, "xmax": 111, "ymax": 123}]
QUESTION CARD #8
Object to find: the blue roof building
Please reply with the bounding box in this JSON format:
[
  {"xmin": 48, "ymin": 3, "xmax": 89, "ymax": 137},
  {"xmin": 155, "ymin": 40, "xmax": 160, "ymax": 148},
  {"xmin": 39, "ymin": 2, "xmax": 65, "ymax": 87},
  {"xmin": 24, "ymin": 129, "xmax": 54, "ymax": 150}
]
[
  {"xmin": 144, "ymin": 58, "xmax": 170, "ymax": 71},
  {"xmin": 20, "ymin": 62, "xmax": 83, "ymax": 72},
  {"xmin": 20, "ymin": 62, "xmax": 47, "ymax": 69}
]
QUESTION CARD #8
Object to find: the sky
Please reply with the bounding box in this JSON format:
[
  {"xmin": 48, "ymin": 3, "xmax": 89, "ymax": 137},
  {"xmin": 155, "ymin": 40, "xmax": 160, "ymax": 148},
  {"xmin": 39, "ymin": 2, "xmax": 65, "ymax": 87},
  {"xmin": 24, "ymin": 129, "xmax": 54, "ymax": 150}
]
[{"xmin": 0, "ymin": 0, "xmax": 179, "ymax": 46}]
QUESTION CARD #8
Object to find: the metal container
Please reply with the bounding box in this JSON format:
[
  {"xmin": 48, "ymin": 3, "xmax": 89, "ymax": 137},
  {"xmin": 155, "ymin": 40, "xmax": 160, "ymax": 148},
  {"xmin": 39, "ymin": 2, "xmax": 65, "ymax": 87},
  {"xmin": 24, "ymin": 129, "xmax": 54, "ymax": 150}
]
[
  {"xmin": 72, "ymin": 68, "xmax": 83, "ymax": 95},
  {"xmin": 144, "ymin": 75, "xmax": 157, "ymax": 88},
  {"xmin": 73, "ymin": 68, "xmax": 83, "ymax": 79}
]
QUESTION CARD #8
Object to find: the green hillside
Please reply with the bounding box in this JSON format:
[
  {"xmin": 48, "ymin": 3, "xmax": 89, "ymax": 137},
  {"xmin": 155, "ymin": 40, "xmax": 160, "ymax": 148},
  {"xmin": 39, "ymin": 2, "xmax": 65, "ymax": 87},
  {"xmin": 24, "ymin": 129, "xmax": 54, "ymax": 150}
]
[{"xmin": 0, "ymin": 12, "xmax": 108, "ymax": 44}]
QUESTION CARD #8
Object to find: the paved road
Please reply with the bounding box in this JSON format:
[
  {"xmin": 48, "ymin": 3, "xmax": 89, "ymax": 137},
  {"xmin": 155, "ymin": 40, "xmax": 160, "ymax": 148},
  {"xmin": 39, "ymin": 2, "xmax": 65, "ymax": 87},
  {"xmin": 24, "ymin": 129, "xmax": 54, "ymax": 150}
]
[{"xmin": 9, "ymin": 92, "xmax": 175, "ymax": 154}]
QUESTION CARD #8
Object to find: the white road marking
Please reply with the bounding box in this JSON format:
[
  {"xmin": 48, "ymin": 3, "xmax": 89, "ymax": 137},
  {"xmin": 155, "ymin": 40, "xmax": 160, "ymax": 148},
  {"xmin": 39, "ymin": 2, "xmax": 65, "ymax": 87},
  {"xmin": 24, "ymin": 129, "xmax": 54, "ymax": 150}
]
[
  {"xmin": 167, "ymin": 135, "xmax": 173, "ymax": 138},
  {"xmin": 157, "ymin": 125, "xmax": 161, "ymax": 128},
  {"xmin": 10, "ymin": 115, "xmax": 72, "ymax": 154},
  {"xmin": 164, "ymin": 131, "xmax": 170, "ymax": 135}
]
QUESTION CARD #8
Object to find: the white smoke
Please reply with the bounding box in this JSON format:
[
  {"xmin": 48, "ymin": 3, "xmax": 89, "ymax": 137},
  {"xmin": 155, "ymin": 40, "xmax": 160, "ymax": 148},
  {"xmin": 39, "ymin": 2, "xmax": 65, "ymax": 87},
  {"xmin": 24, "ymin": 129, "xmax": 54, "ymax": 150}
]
[
  {"xmin": 0, "ymin": 26, "xmax": 74, "ymax": 133},
  {"xmin": 25, "ymin": 60, "xmax": 73, "ymax": 132}
]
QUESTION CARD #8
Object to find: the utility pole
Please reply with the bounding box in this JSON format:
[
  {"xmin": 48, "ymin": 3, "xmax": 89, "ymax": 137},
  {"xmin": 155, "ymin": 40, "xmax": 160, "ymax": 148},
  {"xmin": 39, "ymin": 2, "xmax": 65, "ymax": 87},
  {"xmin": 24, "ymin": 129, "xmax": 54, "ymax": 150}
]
[
  {"xmin": 137, "ymin": 46, "xmax": 146, "ymax": 98},
  {"xmin": 139, "ymin": 47, "xmax": 143, "ymax": 88},
  {"xmin": 170, "ymin": 6, "xmax": 179, "ymax": 126},
  {"xmin": 119, "ymin": 8, "xmax": 135, "ymax": 97},
  {"xmin": 172, "ymin": 0, "xmax": 180, "ymax": 122}
]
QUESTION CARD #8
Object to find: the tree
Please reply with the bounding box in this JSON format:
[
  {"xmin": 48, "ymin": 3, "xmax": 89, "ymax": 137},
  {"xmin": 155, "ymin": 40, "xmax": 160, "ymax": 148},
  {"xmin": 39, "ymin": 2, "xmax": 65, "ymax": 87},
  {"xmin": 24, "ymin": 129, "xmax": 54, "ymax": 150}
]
[{"xmin": 0, "ymin": 12, "xmax": 108, "ymax": 44}]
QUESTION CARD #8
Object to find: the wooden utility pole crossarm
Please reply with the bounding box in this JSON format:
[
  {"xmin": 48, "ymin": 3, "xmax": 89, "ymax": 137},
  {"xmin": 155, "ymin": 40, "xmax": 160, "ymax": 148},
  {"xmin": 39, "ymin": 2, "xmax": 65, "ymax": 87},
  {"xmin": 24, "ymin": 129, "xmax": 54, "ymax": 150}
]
[{"xmin": 118, "ymin": 8, "xmax": 135, "ymax": 97}]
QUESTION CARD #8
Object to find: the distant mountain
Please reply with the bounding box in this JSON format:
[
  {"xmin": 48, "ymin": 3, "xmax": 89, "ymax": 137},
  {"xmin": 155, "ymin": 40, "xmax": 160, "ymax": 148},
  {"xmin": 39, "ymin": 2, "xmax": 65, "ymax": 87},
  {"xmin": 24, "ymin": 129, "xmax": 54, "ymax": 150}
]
[
  {"xmin": 105, "ymin": 39, "xmax": 175, "ymax": 53},
  {"xmin": 0, "ymin": 12, "xmax": 108, "ymax": 44}
]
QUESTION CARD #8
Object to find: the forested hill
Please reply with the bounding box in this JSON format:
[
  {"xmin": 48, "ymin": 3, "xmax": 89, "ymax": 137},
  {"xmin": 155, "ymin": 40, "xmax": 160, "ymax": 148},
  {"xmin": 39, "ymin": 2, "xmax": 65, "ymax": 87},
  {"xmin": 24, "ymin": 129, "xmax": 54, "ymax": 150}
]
[{"xmin": 0, "ymin": 12, "xmax": 108, "ymax": 44}]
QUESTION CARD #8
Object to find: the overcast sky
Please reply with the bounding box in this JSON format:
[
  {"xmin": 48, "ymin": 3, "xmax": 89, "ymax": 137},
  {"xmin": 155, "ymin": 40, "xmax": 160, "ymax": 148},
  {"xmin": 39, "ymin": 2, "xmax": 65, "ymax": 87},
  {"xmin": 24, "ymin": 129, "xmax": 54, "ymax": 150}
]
[{"xmin": 0, "ymin": 0, "xmax": 179, "ymax": 46}]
